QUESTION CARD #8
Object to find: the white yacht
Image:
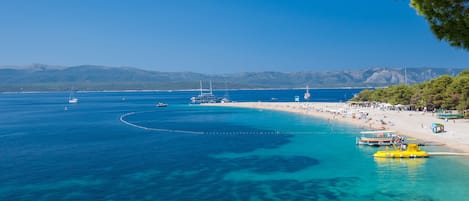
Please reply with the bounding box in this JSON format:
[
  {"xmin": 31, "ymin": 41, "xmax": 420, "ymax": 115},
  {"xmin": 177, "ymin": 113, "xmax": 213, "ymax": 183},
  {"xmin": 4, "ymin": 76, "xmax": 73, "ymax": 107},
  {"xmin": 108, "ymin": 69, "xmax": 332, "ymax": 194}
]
[
  {"xmin": 68, "ymin": 88, "xmax": 78, "ymax": 104},
  {"xmin": 190, "ymin": 81, "xmax": 220, "ymax": 104}
]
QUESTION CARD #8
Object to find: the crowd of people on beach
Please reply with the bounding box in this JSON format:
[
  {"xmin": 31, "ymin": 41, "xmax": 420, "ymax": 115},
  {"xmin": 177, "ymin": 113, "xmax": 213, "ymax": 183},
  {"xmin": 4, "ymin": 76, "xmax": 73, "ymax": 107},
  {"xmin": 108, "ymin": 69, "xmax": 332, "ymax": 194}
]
[
  {"xmin": 213, "ymin": 101, "xmax": 469, "ymax": 152},
  {"xmin": 255, "ymin": 101, "xmax": 461, "ymax": 135}
]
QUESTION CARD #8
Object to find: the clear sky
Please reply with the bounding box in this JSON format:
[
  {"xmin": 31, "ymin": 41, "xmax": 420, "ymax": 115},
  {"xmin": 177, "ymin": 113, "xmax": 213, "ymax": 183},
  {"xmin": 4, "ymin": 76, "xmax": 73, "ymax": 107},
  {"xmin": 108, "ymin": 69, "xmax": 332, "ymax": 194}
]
[{"xmin": 0, "ymin": 0, "xmax": 467, "ymax": 73}]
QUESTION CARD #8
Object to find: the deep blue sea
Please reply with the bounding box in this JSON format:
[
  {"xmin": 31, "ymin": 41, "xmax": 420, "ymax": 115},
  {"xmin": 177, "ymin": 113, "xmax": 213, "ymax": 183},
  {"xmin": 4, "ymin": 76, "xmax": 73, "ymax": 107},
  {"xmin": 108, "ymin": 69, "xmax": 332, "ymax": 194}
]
[{"xmin": 1, "ymin": 89, "xmax": 469, "ymax": 201}]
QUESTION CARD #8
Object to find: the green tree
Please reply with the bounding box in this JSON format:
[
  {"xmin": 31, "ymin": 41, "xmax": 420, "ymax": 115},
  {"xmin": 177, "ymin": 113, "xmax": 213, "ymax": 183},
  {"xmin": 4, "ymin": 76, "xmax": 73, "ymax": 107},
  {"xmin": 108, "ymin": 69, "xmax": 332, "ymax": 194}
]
[
  {"xmin": 421, "ymin": 75, "xmax": 453, "ymax": 109},
  {"xmin": 386, "ymin": 84, "xmax": 414, "ymax": 105},
  {"xmin": 352, "ymin": 89, "xmax": 374, "ymax": 101},
  {"xmin": 410, "ymin": 82, "xmax": 426, "ymax": 109},
  {"xmin": 351, "ymin": 71, "xmax": 469, "ymax": 113},
  {"xmin": 446, "ymin": 70, "xmax": 469, "ymax": 110},
  {"xmin": 410, "ymin": 0, "xmax": 469, "ymax": 50},
  {"xmin": 369, "ymin": 88, "xmax": 387, "ymax": 102}
]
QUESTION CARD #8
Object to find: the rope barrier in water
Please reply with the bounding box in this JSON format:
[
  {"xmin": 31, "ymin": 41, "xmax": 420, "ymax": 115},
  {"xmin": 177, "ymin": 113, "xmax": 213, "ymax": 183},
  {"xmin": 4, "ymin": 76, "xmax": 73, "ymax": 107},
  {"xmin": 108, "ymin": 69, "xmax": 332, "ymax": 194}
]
[
  {"xmin": 119, "ymin": 111, "xmax": 204, "ymax": 134},
  {"xmin": 120, "ymin": 111, "xmax": 340, "ymax": 135},
  {"xmin": 120, "ymin": 111, "xmax": 287, "ymax": 135}
]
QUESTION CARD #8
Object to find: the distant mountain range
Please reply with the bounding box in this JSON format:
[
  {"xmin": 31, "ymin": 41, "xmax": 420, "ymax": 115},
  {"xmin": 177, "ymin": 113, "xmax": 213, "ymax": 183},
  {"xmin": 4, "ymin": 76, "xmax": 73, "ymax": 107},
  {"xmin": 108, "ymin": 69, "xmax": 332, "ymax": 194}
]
[{"xmin": 0, "ymin": 64, "xmax": 465, "ymax": 92}]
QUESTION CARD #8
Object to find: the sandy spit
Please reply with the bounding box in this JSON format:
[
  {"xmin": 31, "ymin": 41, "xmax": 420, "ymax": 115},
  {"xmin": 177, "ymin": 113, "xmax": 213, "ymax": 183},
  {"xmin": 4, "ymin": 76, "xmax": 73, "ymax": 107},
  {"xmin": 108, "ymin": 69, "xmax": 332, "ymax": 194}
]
[{"xmin": 205, "ymin": 102, "xmax": 469, "ymax": 153}]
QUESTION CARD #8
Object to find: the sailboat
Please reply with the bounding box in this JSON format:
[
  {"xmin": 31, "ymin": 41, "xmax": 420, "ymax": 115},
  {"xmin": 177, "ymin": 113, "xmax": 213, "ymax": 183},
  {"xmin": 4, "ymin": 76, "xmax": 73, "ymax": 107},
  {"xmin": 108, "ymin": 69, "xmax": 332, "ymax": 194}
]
[
  {"xmin": 304, "ymin": 85, "xmax": 311, "ymax": 100},
  {"xmin": 190, "ymin": 81, "xmax": 220, "ymax": 104},
  {"xmin": 220, "ymin": 81, "xmax": 231, "ymax": 103},
  {"xmin": 156, "ymin": 102, "xmax": 168, "ymax": 107},
  {"xmin": 68, "ymin": 88, "xmax": 78, "ymax": 104}
]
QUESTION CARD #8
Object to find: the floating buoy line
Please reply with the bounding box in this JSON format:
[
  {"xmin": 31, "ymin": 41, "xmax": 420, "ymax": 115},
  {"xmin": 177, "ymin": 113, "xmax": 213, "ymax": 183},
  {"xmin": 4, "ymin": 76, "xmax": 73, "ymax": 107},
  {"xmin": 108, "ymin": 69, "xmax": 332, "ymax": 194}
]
[
  {"xmin": 120, "ymin": 111, "xmax": 204, "ymax": 134},
  {"xmin": 119, "ymin": 111, "xmax": 469, "ymax": 156},
  {"xmin": 119, "ymin": 111, "xmax": 282, "ymax": 135}
]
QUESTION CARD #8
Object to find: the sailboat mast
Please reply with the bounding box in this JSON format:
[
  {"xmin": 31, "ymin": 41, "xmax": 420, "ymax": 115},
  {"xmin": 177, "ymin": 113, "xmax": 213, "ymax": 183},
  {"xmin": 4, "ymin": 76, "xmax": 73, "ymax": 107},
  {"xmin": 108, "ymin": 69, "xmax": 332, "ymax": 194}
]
[
  {"xmin": 69, "ymin": 87, "xmax": 73, "ymax": 99},
  {"xmin": 404, "ymin": 67, "xmax": 407, "ymax": 85},
  {"xmin": 224, "ymin": 81, "xmax": 229, "ymax": 97},
  {"xmin": 199, "ymin": 80, "xmax": 203, "ymax": 95},
  {"xmin": 304, "ymin": 84, "xmax": 311, "ymax": 100},
  {"xmin": 209, "ymin": 80, "xmax": 213, "ymax": 94}
]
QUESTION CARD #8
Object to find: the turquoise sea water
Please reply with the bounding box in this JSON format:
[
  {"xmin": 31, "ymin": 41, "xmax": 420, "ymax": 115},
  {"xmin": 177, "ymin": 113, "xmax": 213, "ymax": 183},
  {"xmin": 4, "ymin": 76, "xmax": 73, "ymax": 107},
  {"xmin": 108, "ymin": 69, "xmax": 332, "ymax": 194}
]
[{"xmin": 1, "ymin": 89, "xmax": 469, "ymax": 201}]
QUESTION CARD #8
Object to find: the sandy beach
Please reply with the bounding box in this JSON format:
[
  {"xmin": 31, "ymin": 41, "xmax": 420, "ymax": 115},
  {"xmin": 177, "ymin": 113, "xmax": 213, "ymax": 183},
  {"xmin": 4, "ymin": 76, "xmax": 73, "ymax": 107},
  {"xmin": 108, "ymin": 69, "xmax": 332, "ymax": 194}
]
[{"xmin": 206, "ymin": 102, "xmax": 469, "ymax": 153}]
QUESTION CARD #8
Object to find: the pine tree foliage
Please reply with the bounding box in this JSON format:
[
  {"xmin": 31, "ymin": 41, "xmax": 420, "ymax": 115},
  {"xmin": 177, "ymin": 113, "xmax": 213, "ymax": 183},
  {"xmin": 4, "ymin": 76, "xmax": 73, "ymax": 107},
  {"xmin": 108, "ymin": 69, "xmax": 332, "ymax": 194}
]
[
  {"xmin": 410, "ymin": 0, "xmax": 469, "ymax": 50},
  {"xmin": 351, "ymin": 70, "xmax": 469, "ymax": 111}
]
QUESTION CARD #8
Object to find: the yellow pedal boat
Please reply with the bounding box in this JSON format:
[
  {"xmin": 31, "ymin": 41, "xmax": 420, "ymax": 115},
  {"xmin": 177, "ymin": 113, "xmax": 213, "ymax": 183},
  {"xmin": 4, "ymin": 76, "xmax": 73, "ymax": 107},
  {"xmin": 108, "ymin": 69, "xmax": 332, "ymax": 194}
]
[{"xmin": 373, "ymin": 143, "xmax": 429, "ymax": 158}]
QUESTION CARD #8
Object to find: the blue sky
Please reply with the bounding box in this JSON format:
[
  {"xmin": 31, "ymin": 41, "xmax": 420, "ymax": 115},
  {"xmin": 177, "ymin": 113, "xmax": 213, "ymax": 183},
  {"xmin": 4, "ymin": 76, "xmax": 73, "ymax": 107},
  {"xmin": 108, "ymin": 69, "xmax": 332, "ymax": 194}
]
[{"xmin": 0, "ymin": 0, "xmax": 467, "ymax": 73}]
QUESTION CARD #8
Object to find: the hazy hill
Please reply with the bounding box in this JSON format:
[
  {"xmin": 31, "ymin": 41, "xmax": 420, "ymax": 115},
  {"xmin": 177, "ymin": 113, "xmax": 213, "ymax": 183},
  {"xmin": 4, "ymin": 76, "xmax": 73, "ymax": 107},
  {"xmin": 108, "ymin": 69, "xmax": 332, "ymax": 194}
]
[{"xmin": 0, "ymin": 64, "xmax": 464, "ymax": 92}]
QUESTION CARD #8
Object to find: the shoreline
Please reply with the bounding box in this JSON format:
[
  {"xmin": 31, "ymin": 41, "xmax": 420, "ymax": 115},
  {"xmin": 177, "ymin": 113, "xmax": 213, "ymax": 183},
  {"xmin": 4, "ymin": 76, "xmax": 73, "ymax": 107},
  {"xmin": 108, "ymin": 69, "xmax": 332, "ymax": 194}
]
[
  {"xmin": 206, "ymin": 102, "xmax": 469, "ymax": 153},
  {"xmin": 0, "ymin": 87, "xmax": 372, "ymax": 94}
]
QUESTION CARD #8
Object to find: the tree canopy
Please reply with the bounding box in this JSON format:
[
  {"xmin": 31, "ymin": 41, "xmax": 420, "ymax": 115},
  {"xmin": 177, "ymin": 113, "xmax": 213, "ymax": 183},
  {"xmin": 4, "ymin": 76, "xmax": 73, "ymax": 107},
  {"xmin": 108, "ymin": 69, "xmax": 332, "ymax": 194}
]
[
  {"xmin": 410, "ymin": 0, "xmax": 469, "ymax": 50},
  {"xmin": 351, "ymin": 70, "xmax": 469, "ymax": 112}
]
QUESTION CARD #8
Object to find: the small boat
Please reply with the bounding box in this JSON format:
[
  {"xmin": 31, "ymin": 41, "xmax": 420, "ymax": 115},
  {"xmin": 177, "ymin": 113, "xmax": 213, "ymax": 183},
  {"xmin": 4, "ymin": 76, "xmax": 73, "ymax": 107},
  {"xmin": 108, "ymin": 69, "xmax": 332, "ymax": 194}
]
[
  {"xmin": 220, "ymin": 81, "xmax": 231, "ymax": 103},
  {"xmin": 156, "ymin": 102, "xmax": 168, "ymax": 107},
  {"xmin": 220, "ymin": 97, "xmax": 231, "ymax": 103},
  {"xmin": 304, "ymin": 85, "xmax": 311, "ymax": 100},
  {"xmin": 68, "ymin": 88, "xmax": 78, "ymax": 104},
  {"xmin": 356, "ymin": 130, "xmax": 396, "ymax": 146},
  {"xmin": 68, "ymin": 98, "xmax": 78, "ymax": 104},
  {"xmin": 357, "ymin": 136, "xmax": 393, "ymax": 146},
  {"xmin": 374, "ymin": 143, "xmax": 429, "ymax": 158},
  {"xmin": 374, "ymin": 156, "xmax": 426, "ymax": 168}
]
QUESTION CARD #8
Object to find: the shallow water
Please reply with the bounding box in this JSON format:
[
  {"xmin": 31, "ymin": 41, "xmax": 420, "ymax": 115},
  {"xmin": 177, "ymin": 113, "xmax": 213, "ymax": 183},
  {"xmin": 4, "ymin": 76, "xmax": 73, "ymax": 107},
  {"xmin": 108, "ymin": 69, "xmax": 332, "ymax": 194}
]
[{"xmin": 1, "ymin": 90, "xmax": 468, "ymax": 201}]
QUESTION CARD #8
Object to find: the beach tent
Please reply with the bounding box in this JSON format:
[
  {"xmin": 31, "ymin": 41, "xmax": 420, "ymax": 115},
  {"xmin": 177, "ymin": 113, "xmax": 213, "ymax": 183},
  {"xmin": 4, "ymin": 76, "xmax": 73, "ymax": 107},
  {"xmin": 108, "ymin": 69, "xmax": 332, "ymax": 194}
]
[
  {"xmin": 432, "ymin": 123, "xmax": 444, "ymax": 133},
  {"xmin": 395, "ymin": 104, "xmax": 409, "ymax": 111},
  {"xmin": 379, "ymin": 103, "xmax": 393, "ymax": 110}
]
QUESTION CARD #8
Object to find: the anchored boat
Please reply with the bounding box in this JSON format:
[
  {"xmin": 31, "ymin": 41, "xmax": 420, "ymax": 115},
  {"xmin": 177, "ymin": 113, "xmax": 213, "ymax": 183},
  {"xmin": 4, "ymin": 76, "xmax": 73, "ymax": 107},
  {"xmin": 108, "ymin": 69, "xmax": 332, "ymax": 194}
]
[
  {"xmin": 304, "ymin": 85, "xmax": 311, "ymax": 100},
  {"xmin": 68, "ymin": 88, "xmax": 79, "ymax": 104},
  {"xmin": 356, "ymin": 130, "xmax": 397, "ymax": 146},
  {"xmin": 373, "ymin": 143, "xmax": 429, "ymax": 158},
  {"xmin": 190, "ymin": 81, "xmax": 220, "ymax": 104},
  {"xmin": 156, "ymin": 102, "xmax": 168, "ymax": 107}
]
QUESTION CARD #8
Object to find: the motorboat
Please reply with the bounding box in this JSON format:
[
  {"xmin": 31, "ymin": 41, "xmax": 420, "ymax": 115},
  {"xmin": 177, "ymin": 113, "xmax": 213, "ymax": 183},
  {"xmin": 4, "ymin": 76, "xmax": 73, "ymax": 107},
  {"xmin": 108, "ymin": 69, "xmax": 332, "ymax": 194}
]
[
  {"xmin": 156, "ymin": 102, "xmax": 168, "ymax": 107},
  {"xmin": 356, "ymin": 130, "xmax": 397, "ymax": 146}
]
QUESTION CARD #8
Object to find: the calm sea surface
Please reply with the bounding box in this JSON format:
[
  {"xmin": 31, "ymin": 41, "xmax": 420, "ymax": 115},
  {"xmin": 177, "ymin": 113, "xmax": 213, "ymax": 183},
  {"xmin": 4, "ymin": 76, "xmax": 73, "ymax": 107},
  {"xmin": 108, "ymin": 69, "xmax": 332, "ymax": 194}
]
[{"xmin": 1, "ymin": 89, "xmax": 469, "ymax": 201}]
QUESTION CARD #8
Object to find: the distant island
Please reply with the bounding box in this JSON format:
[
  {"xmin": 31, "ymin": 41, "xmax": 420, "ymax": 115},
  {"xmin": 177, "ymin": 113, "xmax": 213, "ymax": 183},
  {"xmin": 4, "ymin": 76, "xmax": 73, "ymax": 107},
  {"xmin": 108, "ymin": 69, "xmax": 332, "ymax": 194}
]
[{"xmin": 0, "ymin": 64, "xmax": 464, "ymax": 92}]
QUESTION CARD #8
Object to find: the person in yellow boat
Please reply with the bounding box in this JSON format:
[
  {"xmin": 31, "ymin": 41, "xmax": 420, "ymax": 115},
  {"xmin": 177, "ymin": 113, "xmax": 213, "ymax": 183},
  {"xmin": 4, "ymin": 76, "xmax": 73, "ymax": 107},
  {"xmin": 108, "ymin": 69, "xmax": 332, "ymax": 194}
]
[{"xmin": 401, "ymin": 143, "xmax": 407, "ymax": 150}]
